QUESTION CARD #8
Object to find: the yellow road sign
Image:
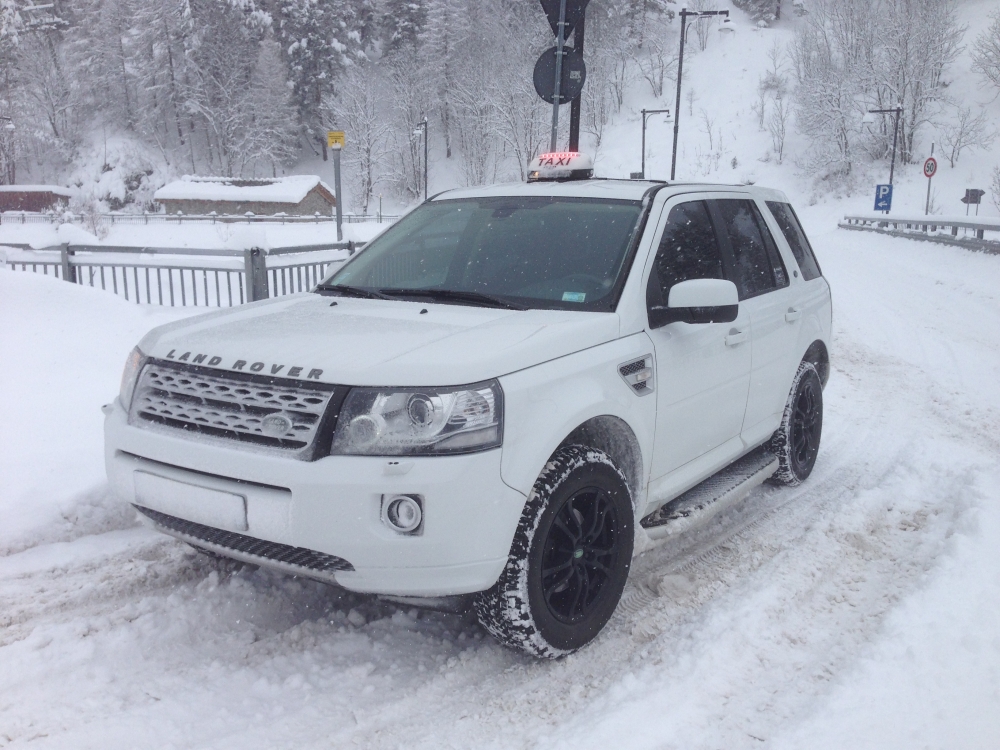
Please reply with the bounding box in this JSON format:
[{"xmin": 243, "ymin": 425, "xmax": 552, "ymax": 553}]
[{"xmin": 327, "ymin": 131, "xmax": 345, "ymax": 148}]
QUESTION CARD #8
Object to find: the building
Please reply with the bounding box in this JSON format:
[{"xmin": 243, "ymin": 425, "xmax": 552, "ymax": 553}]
[
  {"xmin": 0, "ymin": 185, "xmax": 72, "ymax": 212},
  {"xmin": 154, "ymin": 175, "xmax": 336, "ymax": 217}
]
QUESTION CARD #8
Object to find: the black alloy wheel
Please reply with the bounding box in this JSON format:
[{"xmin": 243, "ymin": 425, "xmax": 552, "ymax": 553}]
[
  {"xmin": 475, "ymin": 445, "xmax": 634, "ymax": 657},
  {"xmin": 541, "ymin": 486, "xmax": 622, "ymax": 624},
  {"xmin": 770, "ymin": 361, "xmax": 824, "ymax": 486},
  {"xmin": 790, "ymin": 372, "xmax": 822, "ymax": 476}
]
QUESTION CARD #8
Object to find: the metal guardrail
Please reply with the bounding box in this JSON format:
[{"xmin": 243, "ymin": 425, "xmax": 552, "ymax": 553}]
[
  {"xmin": 2, "ymin": 240, "xmax": 364, "ymax": 307},
  {"xmin": 839, "ymin": 214, "xmax": 1000, "ymax": 253},
  {"xmin": 0, "ymin": 211, "xmax": 399, "ymax": 226}
]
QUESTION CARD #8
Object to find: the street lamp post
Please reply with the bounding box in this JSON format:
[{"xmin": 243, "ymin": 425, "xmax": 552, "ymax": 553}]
[
  {"xmin": 671, "ymin": 8, "xmax": 729, "ymax": 181},
  {"xmin": 867, "ymin": 106, "xmax": 903, "ymax": 187},
  {"xmin": 413, "ymin": 118, "xmax": 428, "ymax": 201},
  {"xmin": 639, "ymin": 108, "xmax": 671, "ymax": 179}
]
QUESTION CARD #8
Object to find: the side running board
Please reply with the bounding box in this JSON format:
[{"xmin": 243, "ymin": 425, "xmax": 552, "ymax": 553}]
[{"xmin": 641, "ymin": 445, "xmax": 778, "ymax": 540}]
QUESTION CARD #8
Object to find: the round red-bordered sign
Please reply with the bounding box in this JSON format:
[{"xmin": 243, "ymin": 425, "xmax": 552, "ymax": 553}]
[{"xmin": 923, "ymin": 157, "xmax": 937, "ymax": 178}]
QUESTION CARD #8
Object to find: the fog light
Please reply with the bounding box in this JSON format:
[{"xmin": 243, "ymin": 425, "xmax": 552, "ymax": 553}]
[{"xmin": 383, "ymin": 495, "xmax": 422, "ymax": 534}]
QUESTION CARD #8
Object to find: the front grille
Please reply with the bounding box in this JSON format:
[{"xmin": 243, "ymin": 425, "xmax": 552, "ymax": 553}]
[
  {"xmin": 135, "ymin": 505, "xmax": 354, "ymax": 574},
  {"xmin": 130, "ymin": 361, "xmax": 341, "ymax": 459}
]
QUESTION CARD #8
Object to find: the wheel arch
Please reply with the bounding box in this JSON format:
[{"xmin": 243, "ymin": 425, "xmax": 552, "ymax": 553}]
[
  {"xmin": 557, "ymin": 415, "xmax": 645, "ymax": 515},
  {"xmin": 802, "ymin": 339, "xmax": 830, "ymax": 387}
]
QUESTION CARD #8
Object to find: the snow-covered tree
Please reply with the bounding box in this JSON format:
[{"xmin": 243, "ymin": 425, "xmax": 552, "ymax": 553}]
[
  {"xmin": 732, "ymin": 0, "xmax": 779, "ymax": 26},
  {"xmin": 275, "ymin": 0, "xmax": 366, "ymax": 151},
  {"xmin": 938, "ymin": 106, "xmax": 995, "ymax": 168},
  {"xmin": 325, "ymin": 62, "xmax": 393, "ymax": 212},
  {"xmin": 791, "ymin": 0, "xmax": 963, "ymax": 178},
  {"xmin": 972, "ymin": 10, "xmax": 1000, "ymax": 90},
  {"xmin": 381, "ymin": 0, "xmax": 425, "ymax": 52}
]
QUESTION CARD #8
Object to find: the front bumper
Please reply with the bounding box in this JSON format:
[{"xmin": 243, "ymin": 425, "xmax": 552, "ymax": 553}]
[{"xmin": 104, "ymin": 403, "xmax": 525, "ymax": 596}]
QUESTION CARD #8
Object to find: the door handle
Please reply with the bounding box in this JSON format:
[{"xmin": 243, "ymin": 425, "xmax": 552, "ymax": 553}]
[
  {"xmin": 725, "ymin": 328, "xmax": 748, "ymax": 347},
  {"xmin": 785, "ymin": 307, "xmax": 801, "ymax": 323}
]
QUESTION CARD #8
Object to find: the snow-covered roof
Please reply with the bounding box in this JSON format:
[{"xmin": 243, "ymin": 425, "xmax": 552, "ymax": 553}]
[
  {"xmin": 154, "ymin": 175, "xmax": 333, "ymax": 204},
  {"xmin": 0, "ymin": 184, "xmax": 73, "ymax": 197}
]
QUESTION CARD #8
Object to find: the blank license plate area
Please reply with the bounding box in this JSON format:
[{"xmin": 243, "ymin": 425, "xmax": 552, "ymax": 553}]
[{"xmin": 134, "ymin": 471, "xmax": 248, "ymax": 532}]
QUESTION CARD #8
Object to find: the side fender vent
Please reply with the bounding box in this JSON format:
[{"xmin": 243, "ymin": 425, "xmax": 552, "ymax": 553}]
[{"xmin": 618, "ymin": 356, "xmax": 654, "ymax": 396}]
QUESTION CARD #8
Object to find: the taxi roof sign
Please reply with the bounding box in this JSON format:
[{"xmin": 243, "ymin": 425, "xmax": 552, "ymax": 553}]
[{"xmin": 527, "ymin": 151, "xmax": 594, "ymax": 182}]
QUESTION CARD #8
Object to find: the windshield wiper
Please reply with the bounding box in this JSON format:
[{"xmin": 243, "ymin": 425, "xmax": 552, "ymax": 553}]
[
  {"xmin": 314, "ymin": 284, "xmax": 391, "ymax": 300},
  {"xmin": 378, "ymin": 288, "xmax": 527, "ymax": 311}
]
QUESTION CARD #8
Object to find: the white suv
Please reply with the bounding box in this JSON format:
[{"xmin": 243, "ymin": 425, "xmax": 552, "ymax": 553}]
[{"xmin": 107, "ymin": 158, "xmax": 831, "ymax": 658}]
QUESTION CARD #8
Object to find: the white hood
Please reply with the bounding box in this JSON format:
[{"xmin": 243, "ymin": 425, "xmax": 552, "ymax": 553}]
[{"xmin": 138, "ymin": 293, "xmax": 620, "ymax": 386}]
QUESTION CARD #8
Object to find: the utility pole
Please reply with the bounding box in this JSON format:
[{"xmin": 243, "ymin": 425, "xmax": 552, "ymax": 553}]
[
  {"xmin": 568, "ymin": 11, "xmax": 586, "ymax": 151},
  {"xmin": 549, "ymin": 0, "xmax": 568, "ymax": 152},
  {"xmin": 671, "ymin": 8, "xmax": 729, "ymax": 181}
]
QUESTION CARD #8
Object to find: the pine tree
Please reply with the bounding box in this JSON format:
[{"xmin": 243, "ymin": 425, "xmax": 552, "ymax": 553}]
[
  {"xmin": 732, "ymin": 0, "xmax": 780, "ymax": 26},
  {"xmin": 381, "ymin": 0, "xmax": 426, "ymax": 52}
]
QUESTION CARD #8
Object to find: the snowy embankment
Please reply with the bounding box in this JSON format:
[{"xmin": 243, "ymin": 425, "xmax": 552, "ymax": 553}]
[
  {"xmin": 0, "ymin": 219, "xmax": 385, "ymax": 252},
  {"xmin": 1, "ymin": 214, "xmax": 999, "ymax": 748}
]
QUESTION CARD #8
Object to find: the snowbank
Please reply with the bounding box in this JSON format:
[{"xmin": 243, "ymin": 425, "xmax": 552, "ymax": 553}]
[{"xmin": 0, "ymin": 272, "xmax": 195, "ymax": 555}]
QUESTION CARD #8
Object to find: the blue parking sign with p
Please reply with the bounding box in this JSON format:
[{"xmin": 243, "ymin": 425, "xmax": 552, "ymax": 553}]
[{"xmin": 874, "ymin": 184, "xmax": 893, "ymax": 211}]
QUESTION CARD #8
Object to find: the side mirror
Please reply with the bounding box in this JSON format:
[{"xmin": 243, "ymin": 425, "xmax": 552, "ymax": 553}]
[
  {"xmin": 668, "ymin": 278, "xmax": 738, "ymax": 309},
  {"xmin": 649, "ymin": 278, "xmax": 739, "ymax": 327}
]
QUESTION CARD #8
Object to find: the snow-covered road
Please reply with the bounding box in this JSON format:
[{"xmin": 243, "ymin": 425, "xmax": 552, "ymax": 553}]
[{"xmin": 2, "ymin": 219, "xmax": 999, "ymax": 749}]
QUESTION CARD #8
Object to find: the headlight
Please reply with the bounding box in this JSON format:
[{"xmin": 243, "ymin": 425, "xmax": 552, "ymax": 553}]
[
  {"xmin": 119, "ymin": 346, "xmax": 146, "ymax": 410},
  {"xmin": 330, "ymin": 380, "xmax": 503, "ymax": 456}
]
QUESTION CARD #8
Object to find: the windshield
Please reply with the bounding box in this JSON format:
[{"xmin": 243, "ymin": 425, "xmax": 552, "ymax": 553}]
[{"xmin": 320, "ymin": 196, "xmax": 645, "ymax": 311}]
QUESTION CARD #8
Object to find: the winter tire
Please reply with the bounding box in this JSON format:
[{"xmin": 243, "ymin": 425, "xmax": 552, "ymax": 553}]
[
  {"xmin": 769, "ymin": 361, "xmax": 823, "ymax": 486},
  {"xmin": 475, "ymin": 445, "xmax": 634, "ymax": 658}
]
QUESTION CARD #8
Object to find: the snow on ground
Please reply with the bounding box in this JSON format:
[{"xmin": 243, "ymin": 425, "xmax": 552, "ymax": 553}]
[
  {"xmin": 1, "ymin": 211, "xmax": 999, "ymax": 748},
  {"xmin": 4, "ymin": 3, "xmax": 1000, "ymax": 744}
]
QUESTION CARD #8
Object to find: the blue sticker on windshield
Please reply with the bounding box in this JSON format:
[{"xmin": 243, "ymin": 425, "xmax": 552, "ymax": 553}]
[{"xmin": 562, "ymin": 292, "xmax": 586, "ymax": 303}]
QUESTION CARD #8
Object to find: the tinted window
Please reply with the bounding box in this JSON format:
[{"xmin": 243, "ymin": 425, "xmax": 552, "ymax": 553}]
[
  {"xmin": 754, "ymin": 202, "xmax": 789, "ymax": 289},
  {"xmin": 326, "ymin": 196, "xmax": 643, "ymax": 311},
  {"xmin": 766, "ymin": 201, "xmax": 822, "ymax": 280},
  {"xmin": 646, "ymin": 200, "xmax": 724, "ymax": 311},
  {"xmin": 714, "ymin": 199, "xmax": 779, "ymax": 299}
]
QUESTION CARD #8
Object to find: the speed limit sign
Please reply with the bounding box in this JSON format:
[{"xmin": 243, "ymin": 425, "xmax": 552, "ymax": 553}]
[{"xmin": 923, "ymin": 157, "xmax": 938, "ymax": 178}]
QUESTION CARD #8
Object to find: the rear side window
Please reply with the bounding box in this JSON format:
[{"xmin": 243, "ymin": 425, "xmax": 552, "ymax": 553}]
[
  {"xmin": 766, "ymin": 201, "xmax": 822, "ymax": 281},
  {"xmin": 646, "ymin": 200, "xmax": 724, "ymax": 310},
  {"xmin": 754, "ymin": 203, "xmax": 789, "ymax": 289},
  {"xmin": 713, "ymin": 199, "xmax": 782, "ymax": 299}
]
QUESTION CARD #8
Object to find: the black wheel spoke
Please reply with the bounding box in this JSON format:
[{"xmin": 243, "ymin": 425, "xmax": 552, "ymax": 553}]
[
  {"xmin": 585, "ymin": 498, "xmax": 610, "ymax": 542},
  {"xmin": 552, "ymin": 515, "xmax": 580, "ymax": 545},
  {"xmin": 567, "ymin": 496, "xmax": 587, "ymax": 538},
  {"xmin": 543, "ymin": 559, "xmax": 573, "ymax": 578},
  {"xmin": 566, "ymin": 568, "xmax": 585, "ymax": 617},
  {"xmin": 587, "ymin": 558, "xmax": 612, "ymax": 576}
]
